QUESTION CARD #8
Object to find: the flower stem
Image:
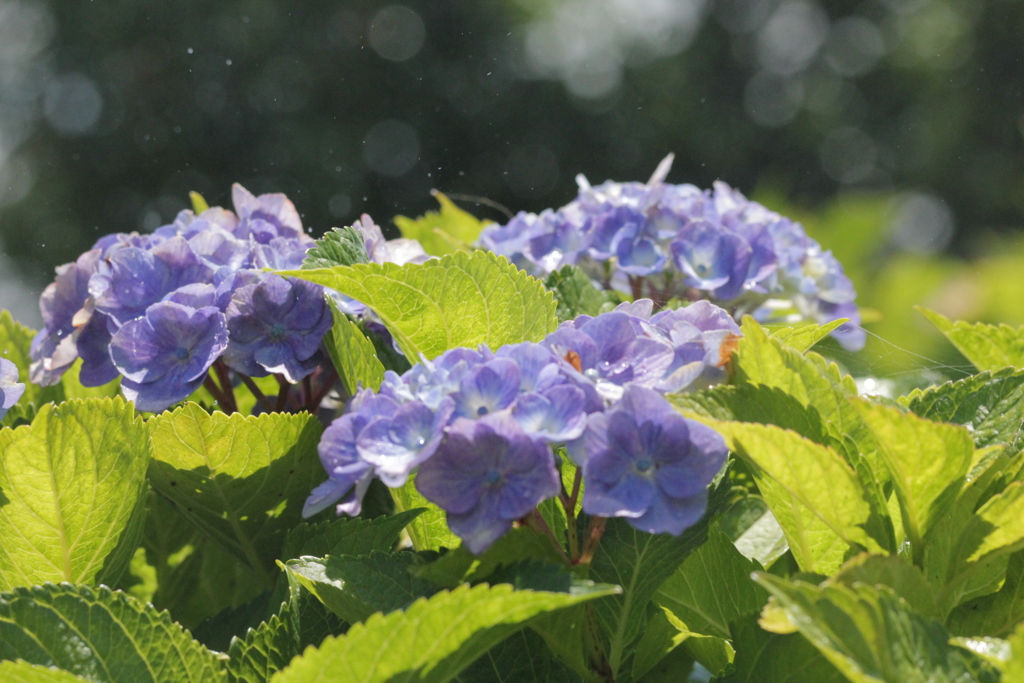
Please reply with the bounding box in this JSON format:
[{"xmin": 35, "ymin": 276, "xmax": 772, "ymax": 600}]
[
  {"xmin": 561, "ymin": 468, "xmax": 582, "ymax": 561},
  {"xmin": 524, "ymin": 508, "xmax": 571, "ymax": 565},
  {"xmin": 576, "ymin": 516, "xmax": 607, "ymax": 566},
  {"xmin": 239, "ymin": 374, "xmax": 273, "ymax": 413},
  {"xmin": 202, "ymin": 374, "xmax": 231, "ymax": 411},
  {"xmin": 629, "ymin": 275, "xmax": 644, "ymax": 301},
  {"xmin": 212, "ymin": 361, "xmax": 238, "ymax": 414},
  {"xmin": 306, "ymin": 366, "xmax": 338, "ymax": 412},
  {"xmin": 274, "ymin": 375, "xmax": 291, "ymax": 413}
]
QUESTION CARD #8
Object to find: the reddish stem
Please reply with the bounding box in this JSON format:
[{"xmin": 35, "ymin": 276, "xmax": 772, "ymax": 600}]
[
  {"xmin": 576, "ymin": 516, "xmax": 607, "ymax": 566},
  {"xmin": 274, "ymin": 375, "xmax": 291, "ymax": 413}
]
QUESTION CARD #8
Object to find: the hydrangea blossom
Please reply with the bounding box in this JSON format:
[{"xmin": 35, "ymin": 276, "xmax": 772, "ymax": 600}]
[
  {"xmin": 28, "ymin": 184, "xmax": 421, "ymax": 415},
  {"xmin": 0, "ymin": 358, "xmax": 25, "ymax": 420},
  {"xmin": 476, "ymin": 155, "xmax": 865, "ymax": 350},
  {"xmin": 305, "ymin": 300, "xmax": 738, "ymax": 553}
]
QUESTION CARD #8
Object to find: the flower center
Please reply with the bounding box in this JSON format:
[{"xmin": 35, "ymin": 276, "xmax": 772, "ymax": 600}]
[
  {"xmin": 485, "ymin": 469, "xmax": 502, "ymax": 486},
  {"xmin": 174, "ymin": 348, "xmax": 190, "ymax": 361},
  {"xmin": 477, "ymin": 405, "xmax": 489, "ymax": 417},
  {"xmin": 635, "ymin": 457, "xmax": 653, "ymax": 473},
  {"xmin": 269, "ymin": 323, "xmax": 287, "ymax": 339}
]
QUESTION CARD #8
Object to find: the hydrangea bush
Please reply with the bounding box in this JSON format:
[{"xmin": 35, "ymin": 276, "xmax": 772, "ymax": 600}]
[{"xmin": 1, "ymin": 167, "xmax": 1024, "ymax": 682}]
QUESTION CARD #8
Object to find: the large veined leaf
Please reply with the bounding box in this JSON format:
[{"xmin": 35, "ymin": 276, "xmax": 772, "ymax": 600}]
[
  {"xmin": 270, "ymin": 582, "xmax": 618, "ymax": 683},
  {"xmin": 854, "ymin": 400, "xmax": 973, "ymax": 561},
  {"xmin": 754, "ymin": 574, "xmax": 1000, "ymax": 683},
  {"xmin": 918, "ymin": 307, "xmax": 1024, "ymax": 372},
  {"xmin": 700, "ymin": 418, "xmax": 879, "ymax": 573},
  {"xmin": 588, "ymin": 513, "xmax": 716, "ymax": 676},
  {"xmin": 390, "ymin": 477, "xmax": 460, "ymax": 551},
  {"xmin": 147, "ymin": 404, "xmax": 324, "ymax": 582},
  {"xmin": 453, "ymin": 628, "xmax": 584, "ymax": 683},
  {"xmin": 0, "ymin": 397, "xmax": 150, "ymax": 590},
  {"xmin": 227, "ymin": 604, "xmax": 299, "ymax": 683},
  {"xmin": 302, "ymin": 225, "xmax": 369, "ymax": 269},
  {"xmin": 324, "ymin": 298, "xmax": 385, "ymax": 395},
  {"xmin": 283, "ymin": 509, "xmax": 424, "ymax": 560},
  {"xmin": 722, "ymin": 614, "xmax": 845, "ymax": 683},
  {"xmin": 281, "ymin": 250, "xmax": 557, "ymax": 361},
  {"xmin": 654, "ymin": 525, "xmax": 768, "ymax": 640},
  {"xmin": 901, "ymin": 368, "xmax": 1024, "ymax": 460},
  {"xmin": 768, "ymin": 319, "xmax": 846, "ymax": 353},
  {"xmin": 544, "ymin": 265, "xmax": 607, "ymax": 322},
  {"xmin": 0, "ymin": 661, "xmax": 90, "ymax": 683},
  {"xmin": 285, "ymin": 551, "xmax": 439, "ymax": 623},
  {"xmin": 0, "ymin": 583, "xmax": 224, "ymax": 682},
  {"xmin": 948, "ymin": 550, "xmax": 1024, "ymax": 637},
  {"xmin": 393, "ymin": 191, "xmax": 491, "ymax": 257}
]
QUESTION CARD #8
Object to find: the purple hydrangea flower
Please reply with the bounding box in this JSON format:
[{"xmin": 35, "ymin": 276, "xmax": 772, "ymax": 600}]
[
  {"xmin": 223, "ymin": 273, "xmax": 333, "ymax": 382},
  {"xmin": 303, "ymin": 391, "xmax": 394, "ymax": 518},
  {"xmin": 451, "ymin": 358, "xmax": 521, "ymax": 419},
  {"xmin": 572, "ymin": 385, "xmax": 727, "ymax": 535},
  {"xmin": 110, "ymin": 301, "xmax": 229, "ymax": 412},
  {"xmin": 357, "ymin": 397, "xmax": 455, "ymax": 487},
  {"xmin": 649, "ymin": 300, "xmax": 742, "ymax": 392},
  {"xmin": 232, "ymin": 183, "xmax": 305, "ymax": 243},
  {"xmin": 416, "ymin": 414, "xmax": 560, "ymax": 554},
  {"xmin": 0, "ymin": 358, "xmax": 26, "ymax": 420},
  {"xmin": 510, "ymin": 384, "xmax": 587, "ymax": 442}
]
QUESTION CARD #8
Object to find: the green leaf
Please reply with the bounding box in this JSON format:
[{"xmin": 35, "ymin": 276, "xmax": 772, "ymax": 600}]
[
  {"xmin": 414, "ymin": 527, "xmax": 567, "ymax": 589},
  {"xmin": 390, "ymin": 477, "xmax": 460, "ymax": 551},
  {"xmin": 302, "ymin": 226, "xmax": 369, "ymax": 269},
  {"xmin": 286, "ymin": 551, "xmax": 439, "ymax": 623},
  {"xmin": 768, "ymin": 319, "xmax": 846, "ymax": 353},
  {"xmin": 918, "ymin": 307, "xmax": 1024, "ymax": 371},
  {"xmin": 753, "ymin": 573, "xmax": 1000, "ymax": 683},
  {"xmin": 0, "ymin": 397, "xmax": 150, "ymax": 590},
  {"xmin": 854, "ymin": 400, "xmax": 973, "ymax": 560},
  {"xmin": 1004, "ymin": 622, "xmax": 1024, "ymax": 680},
  {"xmin": 147, "ymin": 404, "xmax": 324, "ymax": 583},
  {"xmin": 323, "ymin": 299, "xmax": 386, "ymax": 395},
  {"xmin": 828, "ymin": 553, "xmax": 941, "ymax": 622},
  {"xmin": 270, "ymin": 582, "xmax": 618, "ymax": 683},
  {"xmin": 453, "ymin": 628, "xmax": 585, "ymax": 682},
  {"xmin": 725, "ymin": 614, "xmax": 846, "ymax": 683},
  {"xmin": 0, "ymin": 310, "xmax": 60, "ymax": 408},
  {"xmin": 393, "ymin": 191, "xmax": 490, "ymax": 257},
  {"xmin": 544, "ymin": 266, "xmax": 606, "ymax": 322},
  {"xmin": 190, "ymin": 190, "xmax": 210, "ymax": 213},
  {"xmin": 718, "ymin": 496, "xmax": 789, "ymax": 568},
  {"xmin": 281, "ymin": 250, "xmax": 557, "ymax": 361},
  {"xmin": 948, "ymin": 550, "xmax": 1024, "ymax": 637},
  {"xmin": 227, "ymin": 604, "xmax": 299, "ymax": 683},
  {"xmin": 700, "ymin": 418, "xmax": 878, "ymax": 573},
  {"xmin": 0, "ymin": 583, "xmax": 224, "ymax": 682},
  {"xmin": 283, "ymin": 509, "xmax": 424, "ymax": 560},
  {"xmin": 630, "ymin": 607, "xmax": 690, "ymax": 681},
  {"xmin": 0, "ymin": 661, "xmax": 91, "ymax": 683},
  {"xmin": 654, "ymin": 525, "xmax": 768, "ymax": 640},
  {"xmin": 902, "ymin": 368, "xmax": 1024, "ymax": 460},
  {"xmin": 588, "ymin": 514, "xmax": 715, "ymax": 676}
]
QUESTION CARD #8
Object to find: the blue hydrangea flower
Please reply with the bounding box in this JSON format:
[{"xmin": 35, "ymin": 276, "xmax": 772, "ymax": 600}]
[
  {"xmin": 649, "ymin": 301, "xmax": 742, "ymax": 392},
  {"xmin": 511, "ymin": 384, "xmax": 587, "ymax": 443},
  {"xmin": 573, "ymin": 385, "xmax": 727, "ymax": 535},
  {"xmin": 357, "ymin": 396, "xmax": 455, "ymax": 487},
  {"xmin": 232, "ymin": 183, "xmax": 305, "ymax": 243},
  {"xmin": 223, "ymin": 273, "xmax": 333, "ymax": 382},
  {"xmin": 110, "ymin": 301, "xmax": 229, "ymax": 412},
  {"xmin": 451, "ymin": 358, "xmax": 522, "ymax": 419},
  {"xmin": 303, "ymin": 391, "xmax": 394, "ymax": 518},
  {"xmin": 379, "ymin": 346, "xmax": 493, "ymax": 410},
  {"xmin": 0, "ymin": 358, "xmax": 26, "ymax": 420},
  {"xmin": 416, "ymin": 414, "xmax": 560, "ymax": 554}
]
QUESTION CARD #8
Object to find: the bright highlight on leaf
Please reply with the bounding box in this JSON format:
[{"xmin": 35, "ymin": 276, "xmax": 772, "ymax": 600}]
[
  {"xmin": 0, "ymin": 397, "xmax": 150, "ymax": 590},
  {"xmin": 393, "ymin": 191, "xmax": 491, "ymax": 257},
  {"xmin": 282, "ymin": 250, "xmax": 558, "ymax": 361}
]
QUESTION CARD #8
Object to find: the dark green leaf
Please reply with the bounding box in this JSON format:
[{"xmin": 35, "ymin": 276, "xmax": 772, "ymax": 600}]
[
  {"xmin": 282, "ymin": 508, "xmax": 424, "ymax": 560},
  {"xmin": 0, "ymin": 583, "xmax": 224, "ymax": 682},
  {"xmin": 453, "ymin": 627, "xmax": 585, "ymax": 682},
  {"xmin": 725, "ymin": 614, "xmax": 846, "ymax": 683},
  {"xmin": 544, "ymin": 265, "xmax": 606, "ymax": 322},
  {"xmin": 948, "ymin": 550, "xmax": 1024, "ymax": 637},
  {"xmin": 227, "ymin": 604, "xmax": 299, "ymax": 683}
]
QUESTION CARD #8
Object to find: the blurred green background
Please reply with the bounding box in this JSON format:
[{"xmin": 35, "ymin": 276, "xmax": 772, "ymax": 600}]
[{"xmin": 0, "ymin": 0, "xmax": 1021, "ymax": 378}]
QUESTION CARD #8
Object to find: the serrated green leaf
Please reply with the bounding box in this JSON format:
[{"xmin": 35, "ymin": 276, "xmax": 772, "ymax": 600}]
[
  {"xmin": 699, "ymin": 418, "xmax": 878, "ymax": 573},
  {"xmin": 588, "ymin": 514, "xmax": 714, "ymax": 676},
  {"xmin": 768, "ymin": 319, "xmax": 846, "ymax": 353},
  {"xmin": 0, "ymin": 397, "xmax": 150, "ymax": 590},
  {"xmin": 286, "ymin": 551, "xmax": 439, "ymax": 623},
  {"xmin": 948, "ymin": 550, "xmax": 1024, "ymax": 637},
  {"xmin": 754, "ymin": 573, "xmax": 1000, "ymax": 683},
  {"xmin": 147, "ymin": 404, "xmax": 324, "ymax": 583},
  {"xmin": 227, "ymin": 604, "xmax": 299, "ymax": 683},
  {"xmin": 453, "ymin": 628, "xmax": 585, "ymax": 682},
  {"xmin": 270, "ymin": 582, "xmax": 618, "ymax": 683},
  {"xmin": 302, "ymin": 226, "xmax": 369, "ymax": 269},
  {"xmin": 0, "ymin": 660, "xmax": 90, "ymax": 682},
  {"xmin": 829, "ymin": 553, "xmax": 941, "ymax": 621},
  {"xmin": 283, "ymin": 509, "xmax": 424, "ymax": 561},
  {"xmin": 918, "ymin": 307, "xmax": 1024, "ymax": 372},
  {"xmin": 902, "ymin": 368, "xmax": 1024, "ymax": 460},
  {"xmin": 725, "ymin": 614, "xmax": 846, "ymax": 683},
  {"xmin": 854, "ymin": 400, "xmax": 973, "ymax": 561},
  {"xmin": 655, "ymin": 525, "xmax": 768, "ymax": 640},
  {"xmin": 281, "ymin": 250, "xmax": 557, "ymax": 361},
  {"xmin": 324, "ymin": 298, "xmax": 386, "ymax": 395},
  {"xmin": 0, "ymin": 583, "xmax": 224, "ymax": 682},
  {"xmin": 544, "ymin": 266, "xmax": 606, "ymax": 322},
  {"xmin": 390, "ymin": 477, "xmax": 460, "ymax": 551},
  {"xmin": 393, "ymin": 191, "xmax": 490, "ymax": 257},
  {"xmin": 414, "ymin": 527, "xmax": 567, "ymax": 589}
]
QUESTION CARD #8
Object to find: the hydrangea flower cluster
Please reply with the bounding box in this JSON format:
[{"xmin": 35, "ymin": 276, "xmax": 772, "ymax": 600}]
[
  {"xmin": 478, "ymin": 155, "xmax": 865, "ymax": 351},
  {"xmin": 305, "ymin": 299, "xmax": 732, "ymax": 554},
  {"xmin": 0, "ymin": 358, "xmax": 25, "ymax": 420}
]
